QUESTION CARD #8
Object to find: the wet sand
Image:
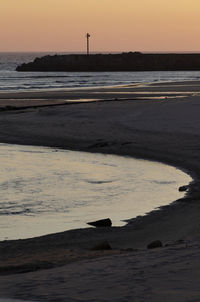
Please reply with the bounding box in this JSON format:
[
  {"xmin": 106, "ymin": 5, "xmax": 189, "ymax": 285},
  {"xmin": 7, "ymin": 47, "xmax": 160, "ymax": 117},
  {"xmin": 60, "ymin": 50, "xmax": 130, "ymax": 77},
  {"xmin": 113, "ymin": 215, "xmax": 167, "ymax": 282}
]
[{"xmin": 0, "ymin": 81, "xmax": 200, "ymax": 301}]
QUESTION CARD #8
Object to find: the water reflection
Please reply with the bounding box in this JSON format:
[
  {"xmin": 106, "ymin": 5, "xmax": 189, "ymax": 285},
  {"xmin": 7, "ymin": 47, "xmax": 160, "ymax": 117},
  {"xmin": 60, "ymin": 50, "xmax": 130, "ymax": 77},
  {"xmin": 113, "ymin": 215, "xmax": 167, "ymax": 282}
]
[{"xmin": 0, "ymin": 144, "xmax": 191, "ymax": 240}]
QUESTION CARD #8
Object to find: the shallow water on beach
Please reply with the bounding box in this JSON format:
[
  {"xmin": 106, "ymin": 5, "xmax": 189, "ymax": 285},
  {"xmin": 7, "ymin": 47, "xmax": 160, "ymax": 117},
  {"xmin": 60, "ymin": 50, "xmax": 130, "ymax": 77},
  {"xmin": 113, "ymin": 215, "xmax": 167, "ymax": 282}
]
[{"xmin": 0, "ymin": 144, "xmax": 191, "ymax": 240}]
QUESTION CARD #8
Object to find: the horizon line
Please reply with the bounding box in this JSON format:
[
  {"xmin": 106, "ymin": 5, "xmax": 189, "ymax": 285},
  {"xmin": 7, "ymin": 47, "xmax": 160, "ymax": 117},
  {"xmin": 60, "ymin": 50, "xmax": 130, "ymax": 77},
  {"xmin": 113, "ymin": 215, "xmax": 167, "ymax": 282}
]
[{"xmin": 1, "ymin": 50, "xmax": 200, "ymax": 54}]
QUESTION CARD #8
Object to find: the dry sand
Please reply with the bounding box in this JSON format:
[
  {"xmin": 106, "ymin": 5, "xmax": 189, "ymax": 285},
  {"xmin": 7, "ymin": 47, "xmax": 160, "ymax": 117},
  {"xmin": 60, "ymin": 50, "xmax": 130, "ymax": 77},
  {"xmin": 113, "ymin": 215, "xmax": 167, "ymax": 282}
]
[{"xmin": 0, "ymin": 81, "xmax": 200, "ymax": 301}]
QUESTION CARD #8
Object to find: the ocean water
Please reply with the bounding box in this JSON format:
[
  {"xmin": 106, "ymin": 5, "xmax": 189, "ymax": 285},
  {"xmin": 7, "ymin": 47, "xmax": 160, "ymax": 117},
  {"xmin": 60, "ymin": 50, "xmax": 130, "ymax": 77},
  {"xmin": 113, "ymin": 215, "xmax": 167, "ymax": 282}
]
[
  {"xmin": 1, "ymin": 52, "xmax": 200, "ymax": 91},
  {"xmin": 0, "ymin": 144, "xmax": 191, "ymax": 240}
]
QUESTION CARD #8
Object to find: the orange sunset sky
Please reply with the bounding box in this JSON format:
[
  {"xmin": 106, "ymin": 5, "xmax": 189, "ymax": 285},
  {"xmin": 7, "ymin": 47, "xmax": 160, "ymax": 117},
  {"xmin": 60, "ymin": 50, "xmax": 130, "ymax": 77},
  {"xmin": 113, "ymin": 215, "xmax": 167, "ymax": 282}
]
[{"xmin": 0, "ymin": 0, "xmax": 200, "ymax": 52}]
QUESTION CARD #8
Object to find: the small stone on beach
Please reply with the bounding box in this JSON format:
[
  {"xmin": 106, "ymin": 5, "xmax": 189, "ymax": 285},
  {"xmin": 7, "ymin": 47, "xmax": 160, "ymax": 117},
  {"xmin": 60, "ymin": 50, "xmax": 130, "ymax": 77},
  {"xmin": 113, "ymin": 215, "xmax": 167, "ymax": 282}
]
[
  {"xmin": 179, "ymin": 185, "xmax": 189, "ymax": 192},
  {"xmin": 147, "ymin": 240, "xmax": 163, "ymax": 249},
  {"xmin": 87, "ymin": 218, "xmax": 112, "ymax": 227}
]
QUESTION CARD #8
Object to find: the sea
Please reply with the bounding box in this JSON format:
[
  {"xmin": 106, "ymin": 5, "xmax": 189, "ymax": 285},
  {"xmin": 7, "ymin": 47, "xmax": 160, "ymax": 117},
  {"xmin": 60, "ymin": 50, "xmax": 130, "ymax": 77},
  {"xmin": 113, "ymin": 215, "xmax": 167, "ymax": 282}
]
[
  {"xmin": 0, "ymin": 52, "xmax": 193, "ymax": 240},
  {"xmin": 1, "ymin": 52, "xmax": 200, "ymax": 91}
]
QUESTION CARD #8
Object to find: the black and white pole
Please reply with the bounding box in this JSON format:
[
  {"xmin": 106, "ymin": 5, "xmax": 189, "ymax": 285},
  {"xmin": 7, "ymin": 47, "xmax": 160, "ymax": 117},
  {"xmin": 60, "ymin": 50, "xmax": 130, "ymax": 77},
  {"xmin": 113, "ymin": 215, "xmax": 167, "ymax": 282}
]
[{"xmin": 86, "ymin": 33, "xmax": 90, "ymax": 55}]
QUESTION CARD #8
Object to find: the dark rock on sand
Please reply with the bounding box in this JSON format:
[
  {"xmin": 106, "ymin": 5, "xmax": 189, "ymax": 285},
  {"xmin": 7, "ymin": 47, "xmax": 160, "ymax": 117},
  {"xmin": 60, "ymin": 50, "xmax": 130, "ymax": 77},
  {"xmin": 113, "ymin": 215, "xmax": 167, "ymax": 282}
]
[
  {"xmin": 91, "ymin": 241, "xmax": 112, "ymax": 251},
  {"xmin": 87, "ymin": 218, "xmax": 112, "ymax": 227},
  {"xmin": 147, "ymin": 240, "xmax": 163, "ymax": 249},
  {"xmin": 179, "ymin": 185, "xmax": 189, "ymax": 192}
]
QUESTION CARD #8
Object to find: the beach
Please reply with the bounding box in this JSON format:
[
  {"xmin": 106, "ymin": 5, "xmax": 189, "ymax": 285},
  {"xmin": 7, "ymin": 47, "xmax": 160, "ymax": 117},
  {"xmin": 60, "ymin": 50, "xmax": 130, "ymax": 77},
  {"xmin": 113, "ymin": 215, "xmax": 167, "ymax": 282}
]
[{"xmin": 0, "ymin": 81, "xmax": 200, "ymax": 301}]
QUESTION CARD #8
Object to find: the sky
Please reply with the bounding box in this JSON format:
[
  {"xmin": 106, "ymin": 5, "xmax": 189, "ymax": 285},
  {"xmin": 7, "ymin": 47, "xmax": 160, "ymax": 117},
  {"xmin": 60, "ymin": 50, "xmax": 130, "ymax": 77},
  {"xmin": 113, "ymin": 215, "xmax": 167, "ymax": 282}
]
[{"xmin": 0, "ymin": 0, "xmax": 200, "ymax": 52}]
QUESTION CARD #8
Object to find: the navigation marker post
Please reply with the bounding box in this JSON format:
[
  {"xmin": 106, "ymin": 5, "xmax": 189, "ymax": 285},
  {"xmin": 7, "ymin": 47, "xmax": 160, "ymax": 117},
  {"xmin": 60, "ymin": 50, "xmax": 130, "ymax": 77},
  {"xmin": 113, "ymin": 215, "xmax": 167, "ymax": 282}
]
[{"xmin": 86, "ymin": 33, "xmax": 91, "ymax": 55}]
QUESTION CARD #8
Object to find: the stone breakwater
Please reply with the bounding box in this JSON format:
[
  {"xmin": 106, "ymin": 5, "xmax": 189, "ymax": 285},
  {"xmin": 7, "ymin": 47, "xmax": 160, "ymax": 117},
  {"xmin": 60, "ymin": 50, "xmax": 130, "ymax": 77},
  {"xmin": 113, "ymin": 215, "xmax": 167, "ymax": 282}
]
[{"xmin": 16, "ymin": 52, "xmax": 200, "ymax": 72}]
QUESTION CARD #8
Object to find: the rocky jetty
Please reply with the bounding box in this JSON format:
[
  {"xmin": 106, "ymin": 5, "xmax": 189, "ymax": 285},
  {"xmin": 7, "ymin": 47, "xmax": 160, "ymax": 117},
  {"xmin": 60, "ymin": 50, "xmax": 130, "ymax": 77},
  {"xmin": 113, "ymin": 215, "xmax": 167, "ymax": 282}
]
[{"xmin": 16, "ymin": 52, "xmax": 200, "ymax": 72}]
